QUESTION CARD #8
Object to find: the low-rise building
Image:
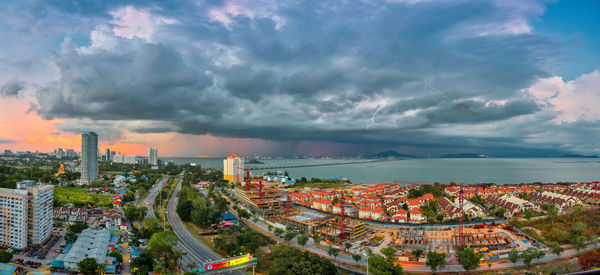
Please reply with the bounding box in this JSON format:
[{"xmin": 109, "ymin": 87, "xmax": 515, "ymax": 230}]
[
  {"xmin": 409, "ymin": 208, "xmax": 425, "ymax": 223},
  {"xmin": 61, "ymin": 228, "xmax": 111, "ymax": 271},
  {"xmin": 530, "ymin": 191, "xmax": 581, "ymax": 211}
]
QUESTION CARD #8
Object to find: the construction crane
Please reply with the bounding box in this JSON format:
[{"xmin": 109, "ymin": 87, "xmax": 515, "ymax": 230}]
[
  {"xmin": 458, "ymin": 183, "xmax": 464, "ymax": 246},
  {"xmin": 286, "ymin": 193, "xmax": 291, "ymax": 216},
  {"xmin": 339, "ymin": 190, "xmax": 345, "ymax": 240},
  {"xmin": 238, "ymin": 167, "xmax": 263, "ymax": 203}
]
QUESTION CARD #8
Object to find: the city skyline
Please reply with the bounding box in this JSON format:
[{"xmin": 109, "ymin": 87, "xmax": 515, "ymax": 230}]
[{"xmin": 0, "ymin": 1, "xmax": 599, "ymax": 157}]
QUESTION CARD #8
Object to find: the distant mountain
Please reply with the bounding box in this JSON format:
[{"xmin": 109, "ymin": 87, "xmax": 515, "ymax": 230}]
[
  {"xmin": 440, "ymin": 153, "xmax": 488, "ymax": 158},
  {"xmin": 373, "ymin": 151, "xmax": 416, "ymax": 159},
  {"xmin": 560, "ymin": 154, "xmax": 599, "ymax": 158}
]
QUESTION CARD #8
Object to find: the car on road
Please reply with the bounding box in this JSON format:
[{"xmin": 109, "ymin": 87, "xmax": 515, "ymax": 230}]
[{"xmin": 145, "ymin": 202, "xmax": 151, "ymax": 205}]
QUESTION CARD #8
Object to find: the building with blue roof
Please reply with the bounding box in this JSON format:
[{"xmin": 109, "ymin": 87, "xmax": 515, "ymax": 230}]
[{"xmin": 0, "ymin": 263, "xmax": 18, "ymax": 275}]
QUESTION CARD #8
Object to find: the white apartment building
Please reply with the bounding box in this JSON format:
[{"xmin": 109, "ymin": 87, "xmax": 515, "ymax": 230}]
[
  {"xmin": 112, "ymin": 154, "xmax": 138, "ymax": 164},
  {"xmin": 0, "ymin": 181, "xmax": 54, "ymax": 249},
  {"xmin": 0, "ymin": 188, "xmax": 28, "ymax": 249},
  {"xmin": 18, "ymin": 181, "xmax": 54, "ymax": 246},
  {"xmin": 223, "ymin": 153, "xmax": 245, "ymax": 183}
]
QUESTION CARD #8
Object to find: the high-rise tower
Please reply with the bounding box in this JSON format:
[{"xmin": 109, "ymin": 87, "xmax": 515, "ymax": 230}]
[
  {"xmin": 223, "ymin": 153, "xmax": 244, "ymax": 183},
  {"xmin": 148, "ymin": 148, "xmax": 158, "ymax": 166},
  {"xmin": 81, "ymin": 132, "xmax": 98, "ymax": 183}
]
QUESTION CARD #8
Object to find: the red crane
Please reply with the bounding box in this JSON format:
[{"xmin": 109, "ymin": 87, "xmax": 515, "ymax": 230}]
[
  {"xmin": 458, "ymin": 183, "xmax": 464, "ymax": 246},
  {"xmin": 238, "ymin": 167, "xmax": 263, "ymax": 203},
  {"xmin": 238, "ymin": 168, "xmax": 252, "ymax": 190},
  {"xmin": 286, "ymin": 193, "xmax": 291, "ymax": 216},
  {"xmin": 339, "ymin": 191, "xmax": 345, "ymax": 240}
]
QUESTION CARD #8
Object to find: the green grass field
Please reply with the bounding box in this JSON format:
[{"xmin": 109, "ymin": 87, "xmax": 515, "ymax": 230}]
[{"xmin": 54, "ymin": 186, "xmax": 112, "ymax": 206}]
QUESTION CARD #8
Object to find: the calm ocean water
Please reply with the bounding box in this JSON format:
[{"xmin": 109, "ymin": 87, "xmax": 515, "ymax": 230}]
[{"xmin": 162, "ymin": 157, "xmax": 600, "ymax": 185}]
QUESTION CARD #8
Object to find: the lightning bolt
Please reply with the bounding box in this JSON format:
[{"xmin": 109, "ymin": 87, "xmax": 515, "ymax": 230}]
[
  {"xmin": 366, "ymin": 104, "xmax": 386, "ymax": 130},
  {"xmin": 423, "ymin": 78, "xmax": 447, "ymax": 99}
]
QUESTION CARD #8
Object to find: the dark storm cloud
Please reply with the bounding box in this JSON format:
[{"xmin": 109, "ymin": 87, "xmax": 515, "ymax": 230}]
[
  {"xmin": 22, "ymin": 0, "xmax": 589, "ymax": 153},
  {"xmin": 0, "ymin": 80, "xmax": 26, "ymax": 97},
  {"xmin": 423, "ymin": 99, "xmax": 540, "ymax": 125}
]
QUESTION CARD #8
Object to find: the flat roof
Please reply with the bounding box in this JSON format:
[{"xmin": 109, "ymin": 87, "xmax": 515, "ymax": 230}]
[
  {"xmin": 63, "ymin": 228, "xmax": 110, "ymax": 265},
  {"xmin": 0, "ymin": 263, "xmax": 17, "ymax": 273},
  {"xmin": 287, "ymin": 211, "xmax": 329, "ymax": 223}
]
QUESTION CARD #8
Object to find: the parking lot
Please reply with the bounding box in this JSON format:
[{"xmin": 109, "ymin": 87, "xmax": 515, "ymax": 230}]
[{"xmin": 9, "ymin": 226, "xmax": 67, "ymax": 273}]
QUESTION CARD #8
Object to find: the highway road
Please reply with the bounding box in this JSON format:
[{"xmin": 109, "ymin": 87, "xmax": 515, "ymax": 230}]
[
  {"xmin": 143, "ymin": 177, "xmax": 167, "ymax": 219},
  {"xmin": 166, "ymin": 173, "xmax": 245, "ymax": 274}
]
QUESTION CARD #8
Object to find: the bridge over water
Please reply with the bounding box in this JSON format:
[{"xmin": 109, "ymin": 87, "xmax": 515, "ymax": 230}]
[{"xmin": 245, "ymin": 158, "xmax": 405, "ymax": 171}]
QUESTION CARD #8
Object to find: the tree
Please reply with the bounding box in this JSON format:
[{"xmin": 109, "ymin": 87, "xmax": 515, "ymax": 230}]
[
  {"xmin": 520, "ymin": 248, "xmax": 537, "ymax": 269},
  {"xmin": 176, "ymin": 199, "xmax": 193, "ymax": 221},
  {"xmin": 508, "ymin": 248, "xmax": 519, "ymax": 266},
  {"xmin": 572, "ymin": 221, "xmax": 588, "ymax": 237},
  {"xmin": 536, "ymin": 249, "xmax": 545, "ymax": 262},
  {"xmin": 457, "ymin": 246, "xmax": 482, "ymax": 272},
  {"xmin": 352, "ymin": 253, "xmax": 362, "ymax": 264},
  {"xmin": 524, "ymin": 209, "xmax": 534, "ymax": 221},
  {"xmin": 332, "ymin": 196, "xmax": 339, "ymax": 205},
  {"xmin": 0, "ymin": 250, "xmax": 13, "ymax": 263},
  {"xmin": 297, "ymin": 235, "xmax": 309, "ymax": 246},
  {"xmin": 546, "ymin": 204, "xmax": 558, "ymax": 224},
  {"xmin": 426, "ymin": 251, "xmax": 447, "ymax": 271},
  {"xmin": 573, "ymin": 236, "xmax": 587, "ymax": 252},
  {"xmin": 268, "ymin": 245, "xmax": 337, "ymax": 275},
  {"xmin": 130, "ymin": 252, "xmax": 153, "ymax": 275},
  {"xmin": 65, "ymin": 232, "xmax": 78, "ymax": 243},
  {"xmin": 328, "ymin": 246, "xmax": 339, "ymax": 259},
  {"xmin": 68, "ymin": 222, "xmax": 88, "ymax": 234},
  {"xmin": 284, "ymin": 232, "xmax": 296, "ymax": 241},
  {"xmin": 572, "ymin": 206, "xmax": 583, "ymax": 222},
  {"xmin": 109, "ymin": 251, "xmax": 123, "ymax": 262},
  {"xmin": 148, "ymin": 231, "xmax": 182, "ymax": 273},
  {"xmin": 274, "ymin": 228, "xmax": 284, "ymax": 236},
  {"xmin": 411, "ymin": 248, "xmax": 424, "ymax": 259},
  {"xmin": 494, "ymin": 207, "xmax": 506, "ymax": 218},
  {"xmin": 344, "ymin": 242, "xmax": 352, "ymax": 250},
  {"xmin": 312, "ymin": 234, "xmax": 320, "ymax": 244},
  {"xmin": 367, "ymin": 254, "xmax": 403, "ymax": 275},
  {"xmin": 381, "ymin": 247, "xmax": 397, "ymax": 263},
  {"xmin": 78, "ymin": 258, "xmax": 99, "ymax": 275},
  {"xmin": 551, "ymin": 242, "xmax": 564, "ymax": 259}
]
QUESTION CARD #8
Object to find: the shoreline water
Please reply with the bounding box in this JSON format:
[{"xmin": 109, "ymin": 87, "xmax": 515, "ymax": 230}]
[{"xmin": 162, "ymin": 157, "xmax": 600, "ymax": 185}]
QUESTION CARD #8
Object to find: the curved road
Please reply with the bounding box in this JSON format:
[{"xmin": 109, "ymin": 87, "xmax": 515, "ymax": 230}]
[
  {"xmin": 143, "ymin": 177, "xmax": 167, "ymax": 219},
  {"xmin": 166, "ymin": 173, "xmax": 244, "ymax": 274}
]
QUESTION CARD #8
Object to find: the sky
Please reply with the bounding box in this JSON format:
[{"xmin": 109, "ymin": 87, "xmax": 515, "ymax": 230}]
[{"xmin": 0, "ymin": 0, "xmax": 599, "ymax": 157}]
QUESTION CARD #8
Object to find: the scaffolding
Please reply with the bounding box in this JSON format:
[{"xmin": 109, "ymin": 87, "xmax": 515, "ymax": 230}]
[{"xmin": 233, "ymin": 187, "xmax": 286, "ymax": 217}]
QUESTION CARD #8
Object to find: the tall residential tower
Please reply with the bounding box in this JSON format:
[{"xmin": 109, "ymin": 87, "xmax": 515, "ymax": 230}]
[
  {"xmin": 223, "ymin": 153, "xmax": 244, "ymax": 183},
  {"xmin": 81, "ymin": 132, "xmax": 98, "ymax": 183},
  {"xmin": 0, "ymin": 181, "xmax": 53, "ymax": 249},
  {"xmin": 148, "ymin": 148, "xmax": 158, "ymax": 166}
]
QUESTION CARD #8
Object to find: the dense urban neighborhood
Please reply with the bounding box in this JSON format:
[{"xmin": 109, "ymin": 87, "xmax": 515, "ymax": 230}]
[{"xmin": 0, "ymin": 148, "xmax": 599, "ymax": 275}]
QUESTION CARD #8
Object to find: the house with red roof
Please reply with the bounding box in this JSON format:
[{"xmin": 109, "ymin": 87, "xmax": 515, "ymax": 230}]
[
  {"xmin": 390, "ymin": 208, "xmax": 408, "ymax": 223},
  {"xmin": 408, "ymin": 199, "xmax": 421, "ymax": 210},
  {"xmin": 359, "ymin": 207, "xmax": 372, "ymax": 219},
  {"xmin": 371, "ymin": 207, "xmax": 385, "ymax": 221},
  {"xmin": 409, "ymin": 208, "xmax": 425, "ymax": 223},
  {"xmin": 312, "ymin": 198, "xmax": 333, "ymax": 212},
  {"xmin": 313, "ymin": 190, "xmax": 335, "ymax": 200},
  {"xmin": 477, "ymin": 188, "xmax": 497, "ymax": 198}
]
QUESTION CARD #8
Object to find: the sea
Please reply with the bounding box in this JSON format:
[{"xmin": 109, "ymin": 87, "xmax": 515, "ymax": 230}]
[{"xmin": 161, "ymin": 157, "xmax": 600, "ymax": 185}]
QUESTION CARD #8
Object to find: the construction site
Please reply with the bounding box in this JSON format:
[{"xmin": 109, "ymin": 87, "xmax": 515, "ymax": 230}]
[{"xmin": 229, "ymin": 166, "xmax": 534, "ymax": 261}]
